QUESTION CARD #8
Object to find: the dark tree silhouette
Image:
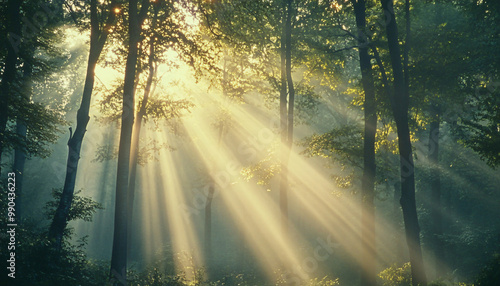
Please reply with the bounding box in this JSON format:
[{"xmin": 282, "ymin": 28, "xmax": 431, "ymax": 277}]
[
  {"xmin": 110, "ymin": 0, "xmax": 150, "ymax": 283},
  {"xmin": 49, "ymin": 0, "xmax": 119, "ymax": 251},
  {"xmin": 351, "ymin": 1, "xmax": 377, "ymax": 284},
  {"xmin": 380, "ymin": 0, "xmax": 427, "ymax": 284}
]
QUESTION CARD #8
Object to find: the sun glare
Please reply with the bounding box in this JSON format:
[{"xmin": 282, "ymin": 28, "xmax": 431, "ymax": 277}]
[{"xmin": 72, "ymin": 58, "xmax": 456, "ymax": 283}]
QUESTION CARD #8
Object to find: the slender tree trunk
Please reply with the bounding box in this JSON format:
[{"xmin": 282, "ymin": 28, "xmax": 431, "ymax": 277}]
[
  {"xmin": 285, "ymin": 0, "xmax": 294, "ymax": 150},
  {"xmin": 127, "ymin": 13, "xmax": 157, "ymax": 258},
  {"xmin": 430, "ymin": 5, "xmax": 444, "ymax": 278},
  {"xmin": 403, "ymin": 0, "xmax": 411, "ymax": 101},
  {"xmin": 279, "ymin": 0, "xmax": 289, "ymax": 238},
  {"xmin": 110, "ymin": 0, "xmax": 149, "ymax": 283},
  {"xmin": 206, "ymin": 57, "xmax": 228, "ymax": 265},
  {"xmin": 13, "ymin": 54, "xmax": 33, "ymax": 220},
  {"xmin": 126, "ymin": 109, "xmax": 142, "ymax": 261},
  {"xmin": 48, "ymin": 0, "xmax": 116, "ymax": 251},
  {"xmin": 393, "ymin": 182, "xmax": 405, "ymax": 264},
  {"xmin": 380, "ymin": 0, "xmax": 427, "ymax": 285},
  {"xmin": 13, "ymin": 123, "xmax": 26, "ymax": 218},
  {"xmin": 0, "ymin": 0, "xmax": 22, "ymax": 176},
  {"xmin": 352, "ymin": 1, "xmax": 377, "ymax": 284},
  {"xmin": 205, "ymin": 123, "xmax": 223, "ymax": 266},
  {"xmin": 205, "ymin": 185, "xmax": 215, "ymax": 261},
  {"xmin": 428, "ymin": 106, "xmax": 442, "ymax": 278},
  {"xmin": 279, "ymin": 0, "xmax": 294, "ymax": 239}
]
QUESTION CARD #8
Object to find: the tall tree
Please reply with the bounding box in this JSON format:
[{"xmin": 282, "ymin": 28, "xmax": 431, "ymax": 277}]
[
  {"xmin": 380, "ymin": 0, "xmax": 427, "ymax": 284},
  {"xmin": 428, "ymin": 104, "xmax": 442, "ymax": 277},
  {"xmin": 409, "ymin": 2, "xmax": 475, "ymax": 276},
  {"xmin": 12, "ymin": 53, "xmax": 33, "ymax": 220},
  {"xmin": 0, "ymin": 0, "xmax": 22, "ymax": 176},
  {"xmin": 456, "ymin": 0, "xmax": 500, "ymax": 168},
  {"xmin": 13, "ymin": 0, "xmax": 66, "ymax": 222},
  {"xmin": 203, "ymin": 44, "xmax": 255, "ymax": 266},
  {"xmin": 127, "ymin": 3, "xmax": 158, "ymax": 257},
  {"xmin": 279, "ymin": 0, "xmax": 295, "ymax": 237},
  {"xmin": 200, "ymin": 0, "xmax": 297, "ymax": 237},
  {"xmin": 205, "ymin": 56, "xmax": 227, "ymax": 264},
  {"xmin": 351, "ymin": 1, "xmax": 377, "ymax": 285},
  {"xmin": 49, "ymin": 0, "xmax": 119, "ymax": 251},
  {"xmin": 110, "ymin": 0, "xmax": 150, "ymax": 283}
]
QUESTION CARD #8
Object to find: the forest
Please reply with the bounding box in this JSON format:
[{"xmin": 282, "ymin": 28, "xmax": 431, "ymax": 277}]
[{"xmin": 0, "ymin": 0, "xmax": 499, "ymax": 285}]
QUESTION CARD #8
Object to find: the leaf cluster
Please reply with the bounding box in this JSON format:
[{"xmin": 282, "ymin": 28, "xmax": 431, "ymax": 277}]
[{"xmin": 45, "ymin": 188, "xmax": 104, "ymax": 223}]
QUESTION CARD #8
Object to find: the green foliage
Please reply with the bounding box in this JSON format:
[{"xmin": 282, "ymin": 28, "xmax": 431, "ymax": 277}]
[
  {"xmin": 128, "ymin": 267, "xmax": 207, "ymax": 286},
  {"xmin": 428, "ymin": 282, "xmax": 470, "ymax": 286},
  {"xmin": 304, "ymin": 276, "xmax": 341, "ymax": 286},
  {"xmin": 207, "ymin": 272, "xmax": 258, "ymax": 286},
  {"xmin": 92, "ymin": 139, "xmax": 173, "ymax": 165},
  {"xmin": 0, "ymin": 227, "xmax": 109, "ymax": 286},
  {"xmin": 378, "ymin": 263, "xmax": 412, "ymax": 286},
  {"xmin": 300, "ymin": 125, "xmax": 362, "ymax": 189},
  {"xmin": 5, "ymin": 98, "xmax": 65, "ymax": 158},
  {"xmin": 0, "ymin": 185, "xmax": 107, "ymax": 286},
  {"xmin": 377, "ymin": 264, "xmax": 473, "ymax": 286},
  {"xmin": 475, "ymin": 254, "xmax": 500, "ymax": 286},
  {"xmin": 146, "ymin": 97, "xmax": 195, "ymax": 128},
  {"xmin": 301, "ymin": 125, "xmax": 362, "ymax": 165},
  {"xmin": 92, "ymin": 144, "xmax": 119, "ymax": 163},
  {"xmin": 44, "ymin": 188, "xmax": 104, "ymax": 223},
  {"xmin": 0, "ymin": 0, "xmax": 76, "ymax": 159},
  {"xmin": 456, "ymin": 81, "xmax": 500, "ymax": 168},
  {"xmin": 294, "ymin": 82, "xmax": 323, "ymax": 126},
  {"xmin": 274, "ymin": 268, "xmax": 340, "ymax": 286},
  {"xmin": 241, "ymin": 143, "xmax": 280, "ymax": 188}
]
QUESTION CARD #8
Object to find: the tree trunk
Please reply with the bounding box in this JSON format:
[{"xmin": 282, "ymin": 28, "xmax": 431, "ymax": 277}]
[
  {"xmin": 0, "ymin": 0, "xmax": 22, "ymax": 176},
  {"xmin": 429, "ymin": 4, "xmax": 444, "ymax": 278},
  {"xmin": 285, "ymin": 0, "xmax": 295, "ymax": 150},
  {"xmin": 279, "ymin": 0, "xmax": 289, "ymax": 238},
  {"xmin": 205, "ymin": 54, "xmax": 229, "ymax": 268},
  {"xmin": 380, "ymin": 0, "xmax": 427, "ymax": 285},
  {"xmin": 393, "ymin": 182, "xmax": 405, "ymax": 264},
  {"xmin": 205, "ymin": 185, "xmax": 215, "ymax": 261},
  {"xmin": 48, "ymin": 0, "xmax": 116, "ymax": 251},
  {"xmin": 13, "ymin": 123, "xmax": 26, "ymax": 218},
  {"xmin": 13, "ymin": 53, "xmax": 33, "ymax": 221},
  {"xmin": 127, "ymin": 11, "xmax": 157, "ymax": 258},
  {"xmin": 428, "ymin": 105, "xmax": 443, "ymax": 278},
  {"xmin": 352, "ymin": 1, "xmax": 377, "ymax": 284},
  {"xmin": 110, "ymin": 0, "xmax": 149, "ymax": 283},
  {"xmin": 279, "ymin": 0, "xmax": 294, "ymax": 239},
  {"xmin": 205, "ymin": 123, "xmax": 223, "ymax": 266}
]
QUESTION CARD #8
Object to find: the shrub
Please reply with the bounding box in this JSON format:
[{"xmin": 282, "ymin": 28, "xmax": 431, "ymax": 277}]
[
  {"xmin": 378, "ymin": 263, "xmax": 412, "ymax": 286},
  {"xmin": 475, "ymin": 253, "xmax": 500, "ymax": 286}
]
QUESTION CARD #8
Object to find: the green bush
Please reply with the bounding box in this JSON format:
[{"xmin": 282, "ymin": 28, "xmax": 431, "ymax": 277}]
[
  {"xmin": 305, "ymin": 276, "xmax": 341, "ymax": 286},
  {"xmin": 378, "ymin": 262, "xmax": 472, "ymax": 286},
  {"xmin": 475, "ymin": 253, "xmax": 500, "ymax": 286},
  {"xmin": 378, "ymin": 263, "xmax": 412, "ymax": 286},
  {"xmin": 0, "ymin": 186, "xmax": 108, "ymax": 285}
]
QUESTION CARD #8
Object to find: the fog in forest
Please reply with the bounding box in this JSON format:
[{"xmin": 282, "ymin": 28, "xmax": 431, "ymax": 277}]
[{"xmin": 1, "ymin": 1, "xmax": 499, "ymax": 285}]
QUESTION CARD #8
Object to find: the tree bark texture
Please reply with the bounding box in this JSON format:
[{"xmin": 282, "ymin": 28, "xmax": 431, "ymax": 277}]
[
  {"xmin": 13, "ymin": 53, "xmax": 33, "ymax": 220},
  {"xmin": 428, "ymin": 106, "xmax": 443, "ymax": 278},
  {"xmin": 127, "ymin": 9, "xmax": 158, "ymax": 257},
  {"xmin": 280, "ymin": 0, "xmax": 294, "ymax": 239},
  {"xmin": 380, "ymin": 0, "xmax": 427, "ymax": 284},
  {"xmin": 49, "ymin": 0, "xmax": 118, "ymax": 251},
  {"xmin": 110, "ymin": 0, "xmax": 150, "ymax": 283},
  {"xmin": 352, "ymin": 1, "xmax": 377, "ymax": 284},
  {"xmin": 0, "ymin": 0, "xmax": 22, "ymax": 176}
]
